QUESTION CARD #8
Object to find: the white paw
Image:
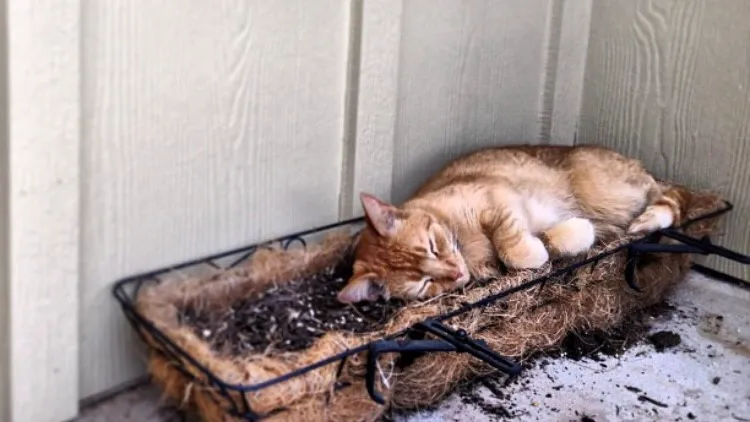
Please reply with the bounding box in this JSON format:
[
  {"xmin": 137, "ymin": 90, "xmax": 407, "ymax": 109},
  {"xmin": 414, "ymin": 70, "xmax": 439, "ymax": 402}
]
[
  {"xmin": 552, "ymin": 217, "xmax": 596, "ymax": 255},
  {"xmin": 628, "ymin": 206, "xmax": 674, "ymax": 234},
  {"xmin": 507, "ymin": 235, "xmax": 549, "ymax": 269}
]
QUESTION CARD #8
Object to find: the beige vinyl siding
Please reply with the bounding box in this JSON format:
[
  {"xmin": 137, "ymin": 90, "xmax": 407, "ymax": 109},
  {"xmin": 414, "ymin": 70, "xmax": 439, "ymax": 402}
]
[{"xmin": 578, "ymin": 0, "xmax": 750, "ymax": 281}]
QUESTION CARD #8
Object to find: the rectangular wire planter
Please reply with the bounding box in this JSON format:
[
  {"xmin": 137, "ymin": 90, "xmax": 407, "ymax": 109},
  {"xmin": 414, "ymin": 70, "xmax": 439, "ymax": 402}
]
[{"xmin": 113, "ymin": 196, "xmax": 749, "ymax": 421}]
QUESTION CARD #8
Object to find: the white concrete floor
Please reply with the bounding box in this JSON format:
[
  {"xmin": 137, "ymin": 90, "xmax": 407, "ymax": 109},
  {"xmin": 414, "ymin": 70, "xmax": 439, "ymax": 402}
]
[{"xmin": 76, "ymin": 271, "xmax": 750, "ymax": 422}]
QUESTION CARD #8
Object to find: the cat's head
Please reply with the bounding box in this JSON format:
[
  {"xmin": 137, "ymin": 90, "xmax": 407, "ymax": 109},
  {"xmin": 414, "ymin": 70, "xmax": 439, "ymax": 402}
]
[{"xmin": 337, "ymin": 192, "xmax": 470, "ymax": 303}]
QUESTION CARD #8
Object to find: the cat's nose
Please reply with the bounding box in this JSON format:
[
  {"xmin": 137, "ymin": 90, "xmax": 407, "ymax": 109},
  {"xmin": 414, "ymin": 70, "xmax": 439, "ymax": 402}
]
[{"xmin": 454, "ymin": 270, "xmax": 464, "ymax": 280}]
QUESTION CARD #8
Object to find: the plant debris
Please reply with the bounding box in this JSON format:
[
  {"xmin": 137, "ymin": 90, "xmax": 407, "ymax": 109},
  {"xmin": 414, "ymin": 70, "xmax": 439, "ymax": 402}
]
[
  {"xmin": 637, "ymin": 394, "xmax": 668, "ymax": 408},
  {"xmin": 624, "ymin": 386, "xmax": 642, "ymax": 393},
  {"xmin": 180, "ymin": 263, "xmax": 403, "ymax": 354}
]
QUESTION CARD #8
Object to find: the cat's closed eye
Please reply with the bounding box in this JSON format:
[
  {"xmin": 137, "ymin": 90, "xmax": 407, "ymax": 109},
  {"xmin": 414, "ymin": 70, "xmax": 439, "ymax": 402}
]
[
  {"xmin": 417, "ymin": 276, "xmax": 434, "ymax": 296},
  {"xmin": 428, "ymin": 237, "xmax": 438, "ymax": 257}
]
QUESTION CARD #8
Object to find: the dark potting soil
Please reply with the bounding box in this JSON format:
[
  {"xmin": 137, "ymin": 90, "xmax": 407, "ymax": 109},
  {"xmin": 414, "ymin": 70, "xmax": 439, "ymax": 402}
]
[
  {"xmin": 555, "ymin": 301, "xmax": 677, "ymax": 361},
  {"xmin": 647, "ymin": 330, "xmax": 682, "ymax": 352},
  {"xmin": 555, "ymin": 322, "xmax": 647, "ymax": 361},
  {"xmin": 179, "ymin": 261, "xmax": 404, "ymax": 355}
]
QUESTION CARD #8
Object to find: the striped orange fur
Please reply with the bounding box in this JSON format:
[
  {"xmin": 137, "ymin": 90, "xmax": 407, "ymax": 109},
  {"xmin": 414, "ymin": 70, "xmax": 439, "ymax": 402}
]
[{"xmin": 338, "ymin": 145, "xmax": 687, "ymax": 303}]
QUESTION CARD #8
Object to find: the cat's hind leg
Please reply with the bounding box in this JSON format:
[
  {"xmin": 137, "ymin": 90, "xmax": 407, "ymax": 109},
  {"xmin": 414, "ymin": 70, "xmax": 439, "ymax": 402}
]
[
  {"xmin": 627, "ymin": 183, "xmax": 688, "ymax": 234},
  {"xmin": 541, "ymin": 217, "xmax": 596, "ymax": 257},
  {"xmin": 627, "ymin": 205, "xmax": 673, "ymax": 234}
]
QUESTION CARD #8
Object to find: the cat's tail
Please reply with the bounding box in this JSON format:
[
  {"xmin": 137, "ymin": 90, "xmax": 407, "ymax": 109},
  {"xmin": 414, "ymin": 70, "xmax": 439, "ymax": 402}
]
[{"xmin": 627, "ymin": 181, "xmax": 690, "ymax": 235}]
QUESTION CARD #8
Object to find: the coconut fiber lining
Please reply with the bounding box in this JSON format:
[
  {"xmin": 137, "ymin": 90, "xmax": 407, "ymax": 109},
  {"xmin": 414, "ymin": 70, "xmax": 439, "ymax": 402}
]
[{"xmin": 135, "ymin": 186, "xmax": 727, "ymax": 422}]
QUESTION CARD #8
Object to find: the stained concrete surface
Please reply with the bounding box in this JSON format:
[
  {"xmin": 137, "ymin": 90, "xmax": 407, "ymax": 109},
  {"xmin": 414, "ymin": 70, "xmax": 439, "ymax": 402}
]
[{"xmin": 75, "ymin": 271, "xmax": 750, "ymax": 422}]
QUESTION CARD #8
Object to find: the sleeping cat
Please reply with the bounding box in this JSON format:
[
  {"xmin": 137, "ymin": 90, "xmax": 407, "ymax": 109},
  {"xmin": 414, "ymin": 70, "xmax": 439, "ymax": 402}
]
[{"xmin": 337, "ymin": 144, "xmax": 688, "ymax": 303}]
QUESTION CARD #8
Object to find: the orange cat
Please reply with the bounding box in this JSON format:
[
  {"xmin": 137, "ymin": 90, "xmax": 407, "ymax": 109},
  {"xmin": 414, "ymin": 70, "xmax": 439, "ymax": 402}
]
[{"xmin": 337, "ymin": 145, "xmax": 688, "ymax": 303}]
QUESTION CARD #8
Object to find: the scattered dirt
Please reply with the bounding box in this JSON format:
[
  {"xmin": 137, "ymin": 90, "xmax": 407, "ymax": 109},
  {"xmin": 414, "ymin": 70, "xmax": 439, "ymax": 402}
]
[
  {"xmin": 449, "ymin": 301, "xmax": 681, "ymax": 420},
  {"xmin": 698, "ymin": 313, "xmax": 750, "ymax": 358},
  {"xmin": 388, "ymin": 296, "xmax": 718, "ymax": 422},
  {"xmin": 458, "ymin": 386, "xmax": 513, "ymax": 418},
  {"xmin": 179, "ymin": 262, "xmax": 404, "ymax": 354},
  {"xmin": 536, "ymin": 301, "xmax": 678, "ymax": 362},
  {"xmin": 458, "ymin": 376, "xmax": 516, "ymax": 419},
  {"xmin": 556, "ymin": 325, "xmax": 645, "ymax": 361},
  {"xmin": 647, "ymin": 330, "xmax": 682, "ymax": 352}
]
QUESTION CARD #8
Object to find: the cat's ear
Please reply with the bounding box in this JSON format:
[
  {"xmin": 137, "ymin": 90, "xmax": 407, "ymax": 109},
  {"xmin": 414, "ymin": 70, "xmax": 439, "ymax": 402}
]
[
  {"xmin": 337, "ymin": 273, "xmax": 383, "ymax": 303},
  {"xmin": 360, "ymin": 192, "xmax": 399, "ymax": 237}
]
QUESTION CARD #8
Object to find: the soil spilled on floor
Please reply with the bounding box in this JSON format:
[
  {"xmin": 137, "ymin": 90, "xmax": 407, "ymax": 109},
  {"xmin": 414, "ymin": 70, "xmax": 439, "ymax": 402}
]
[{"xmin": 451, "ymin": 301, "xmax": 681, "ymax": 420}]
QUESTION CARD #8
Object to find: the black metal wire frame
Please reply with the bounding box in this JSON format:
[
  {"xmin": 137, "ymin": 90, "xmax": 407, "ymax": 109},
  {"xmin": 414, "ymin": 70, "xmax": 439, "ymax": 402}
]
[{"xmin": 112, "ymin": 200, "xmax": 749, "ymax": 421}]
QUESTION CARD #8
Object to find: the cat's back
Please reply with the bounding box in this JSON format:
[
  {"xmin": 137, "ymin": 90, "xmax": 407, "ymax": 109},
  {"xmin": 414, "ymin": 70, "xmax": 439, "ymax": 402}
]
[{"xmin": 414, "ymin": 144, "xmax": 629, "ymax": 196}]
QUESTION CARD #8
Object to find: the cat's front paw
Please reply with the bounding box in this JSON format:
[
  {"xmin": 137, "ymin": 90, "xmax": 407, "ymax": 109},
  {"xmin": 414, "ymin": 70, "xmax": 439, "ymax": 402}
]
[
  {"xmin": 502, "ymin": 235, "xmax": 549, "ymax": 269},
  {"xmin": 543, "ymin": 217, "xmax": 596, "ymax": 256}
]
